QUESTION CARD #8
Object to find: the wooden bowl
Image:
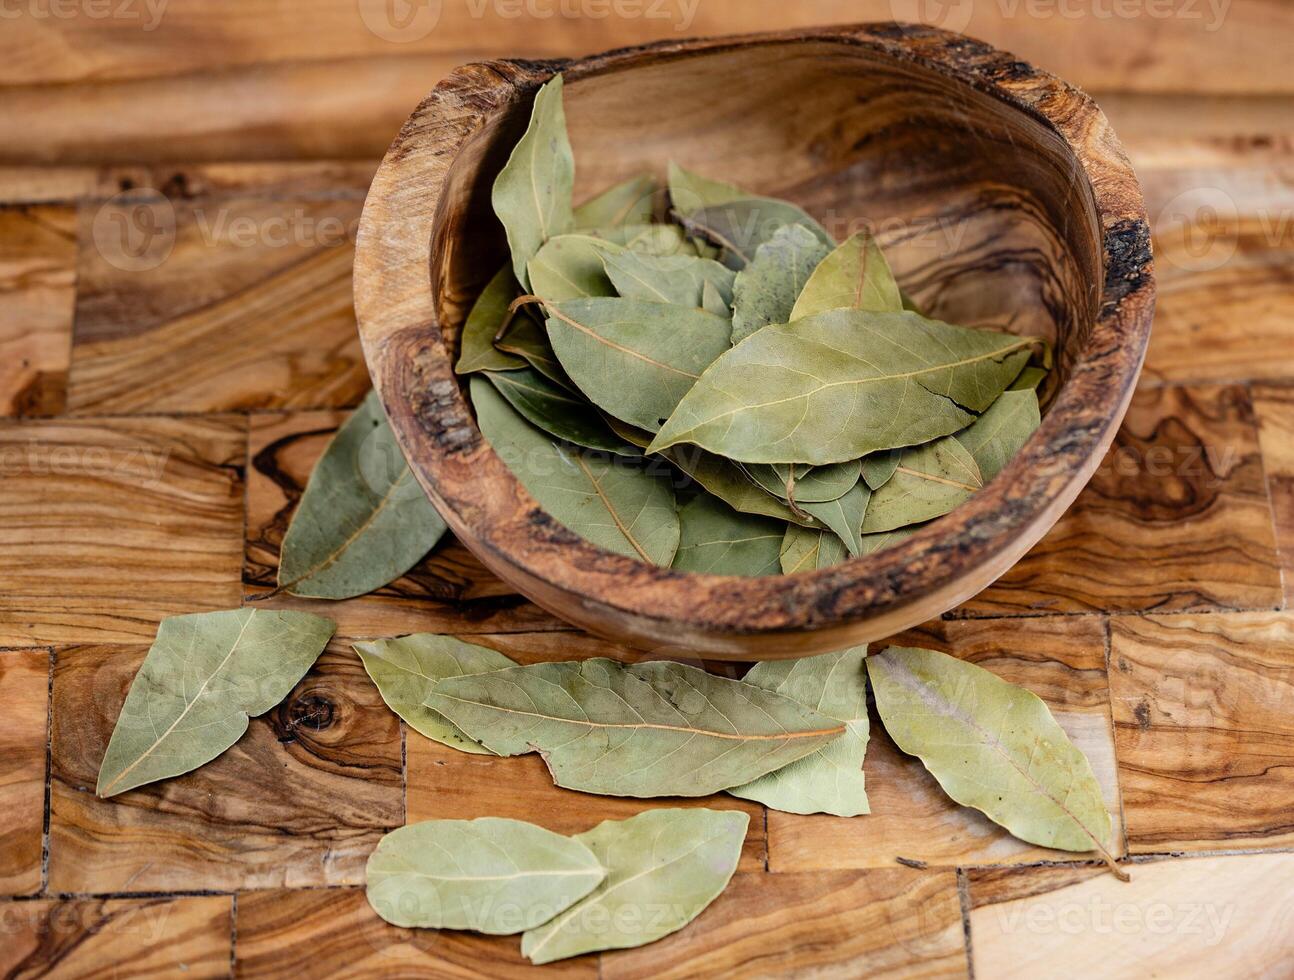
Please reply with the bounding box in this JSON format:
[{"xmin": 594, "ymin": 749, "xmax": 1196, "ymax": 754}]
[{"xmin": 354, "ymin": 24, "xmax": 1154, "ymax": 660}]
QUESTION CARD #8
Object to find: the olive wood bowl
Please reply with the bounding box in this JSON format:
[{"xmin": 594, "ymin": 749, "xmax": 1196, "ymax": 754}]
[{"xmin": 353, "ymin": 23, "xmax": 1154, "ymax": 660}]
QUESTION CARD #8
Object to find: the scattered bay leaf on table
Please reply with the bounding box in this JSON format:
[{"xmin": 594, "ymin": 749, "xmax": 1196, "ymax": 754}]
[
  {"xmin": 425, "ymin": 657, "xmax": 846, "ymax": 797},
  {"xmin": 528, "ymin": 233, "xmax": 621, "ymax": 301},
  {"xmin": 455, "ymin": 264, "xmax": 524, "ymax": 375},
  {"xmin": 353, "ymin": 634, "xmax": 517, "ymax": 753},
  {"xmin": 672, "ymin": 493, "xmax": 784, "ymax": 576},
  {"xmin": 789, "ymin": 230, "xmax": 903, "ymax": 320},
  {"xmin": 522, "ymin": 808, "xmax": 747, "ymax": 964},
  {"xmin": 730, "ymin": 224, "xmax": 831, "ymax": 343},
  {"xmin": 862, "ymin": 436, "xmax": 984, "ymax": 533},
  {"xmin": 663, "ymin": 447, "xmax": 809, "ymax": 525},
  {"xmin": 542, "ymin": 296, "xmax": 732, "ymax": 431},
  {"xmin": 97, "ymin": 608, "xmax": 335, "ymax": 797},
  {"xmin": 746, "ymin": 459, "xmax": 862, "ymax": 504},
  {"xmin": 667, "ymin": 160, "xmax": 747, "ymax": 213},
  {"xmin": 730, "ymin": 647, "xmax": 870, "ymax": 816},
  {"xmin": 868, "ymin": 646, "xmax": 1119, "ymax": 870},
  {"xmin": 956, "ymin": 386, "xmax": 1041, "ymax": 482},
  {"xmin": 600, "ymin": 248, "xmax": 735, "ymax": 310},
  {"xmin": 680, "ymin": 198, "xmax": 834, "ymax": 270},
  {"xmin": 861, "ymin": 450, "xmax": 901, "ymax": 491},
  {"xmin": 649, "ymin": 310, "xmax": 1034, "ymax": 465},
  {"xmin": 486, "ymin": 367, "xmax": 639, "ymax": 455},
  {"xmin": 492, "ymin": 75, "xmax": 574, "ymax": 290},
  {"xmin": 278, "ymin": 390, "xmax": 447, "ymax": 599},
  {"xmin": 366, "ymin": 818, "xmax": 604, "ymax": 933},
  {"xmin": 574, "ymin": 173, "xmax": 657, "ymax": 228},
  {"xmin": 801, "ymin": 481, "xmax": 871, "ymax": 557},
  {"xmin": 472, "ymin": 378, "xmax": 679, "ymax": 565},
  {"xmin": 780, "ymin": 524, "xmax": 847, "ymax": 573},
  {"xmin": 495, "ymin": 309, "xmax": 569, "ymax": 388}
]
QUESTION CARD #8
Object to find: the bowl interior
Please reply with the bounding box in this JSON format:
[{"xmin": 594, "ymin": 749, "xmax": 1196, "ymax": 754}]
[{"xmin": 431, "ymin": 38, "xmax": 1103, "ymax": 405}]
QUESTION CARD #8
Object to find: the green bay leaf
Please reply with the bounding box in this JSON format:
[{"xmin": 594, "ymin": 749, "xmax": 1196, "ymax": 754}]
[
  {"xmin": 861, "ymin": 435, "xmax": 984, "ymax": 533},
  {"xmin": 279, "ymin": 390, "xmax": 447, "ymax": 599},
  {"xmin": 486, "ymin": 366, "xmax": 638, "ymax": 455},
  {"xmin": 729, "ymin": 647, "xmax": 870, "ymax": 816},
  {"xmin": 956, "ymin": 386, "xmax": 1041, "ymax": 481},
  {"xmin": 702, "ymin": 278, "xmax": 730, "ymax": 317},
  {"xmin": 780, "ymin": 524, "xmax": 847, "ymax": 574},
  {"xmin": 667, "ymin": 161, "xmax": 748, "ymax": 212},
  {"xmin": 528, "ymin": 233, "xmax": 621, "ymax": 301},
  {"xmin": 672, "ymin": 494, "xmax": 784, "ymax": 576},
  {"xmin": 492, "ymin": 75, "xmax": 575, "ymax": 290},
  {"xmin": 600, "ymin": 248, "xmax": 735, "ymax": 310},
  {"xmin": 648, "ymin": 310, "xmax": 1034, "ymax": 465},
  {"xmin": 366, "ymin": 818, "xmax": 605, "ymax": 933},
  {"xmin": 746, "ymin": 459, "xmax": 862, "ymax": 504},
  {"xmin": 731, "ymin": 224, "xmax": 830, "ymax": 343},
  {"xmin": 472, "ymin": 377, "xmax": 679, "ymax": 565},
  {"xmin": 789, "ymin": 230, "xmax": 903, "ymax": 320},
  {"xmin": 574, "ymin": 173, "xmax": 657, "ymax": 228},
  {"xmin": 867, "ymin": 646, "xmax": 1117, "ymax": 865},
  {"xmin": 97, "ymin": 608, "xmax": 335, "ymax": 797},
  {"xmin": 859, "ymin": 524, "xmax": 919, "ymax": 555},
  {"xmin": 522, "ymin": 808, "xmax": 747, "ymax": 963},
  {"xmin": 495, "ymin": 309, "xmax": 570, "ymax": 387},
  {"xmin": 801, "ymin": 481, "xmax": 871, "ymax": 557},
  {"xmin": 353, "ymin": 634, "xmax": 517, "ymax": 753},
  {"xmin": 662, "ymin": 447, "xmax": 811, "ymax": 525},
  {"xmin": 860, "ymin": 449, "xmax": 901, "ymax": 491},
  {"xmin": 425, "ymin": 658, "xmax": 846, "ymax": 797},
  {"xmin": 680, "ymin": 198, "xmax": 833, "ymax": 270},
  {"xmin": 455, "ymin": 264, "xmax": 524, "ymax": 375}
]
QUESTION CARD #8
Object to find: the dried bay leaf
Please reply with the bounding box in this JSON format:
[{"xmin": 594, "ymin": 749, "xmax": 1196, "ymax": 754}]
[
  {"xmin": 702, "ymin": 278, "xmax": 730, "ymax": 317},
  {"xmin": 599, "ymin": 222, "xmax": 694, "ymax": 256},
  {"xmin": 97, "ymin": 608, "xmax": 336, "ymax": 796},
  {"xmin": 801, "ymin": 481, "xmax": 871, "ymax": 557},
  {"xmin": 730, "ymin": 224, "xmax": 831, "ymax": 343},
  {"xmin": 956, "ymin": 386, "xmax": 1041, "ymax": 481},
  {"xmin": 455, "ymin": 264, "xmax": 525, "ymax": 375},
  {"xmin": 472, "ymin": 378, "xmax": 679, "ymax": 565},
  {"xmin": 542, "ymin": 296, "xmax": 732, "ymax": 431},
  {"xmin": 789, "ymin": 230, "xmax": 903, "ymax": 320},
  {"xmin": 662, "ymin": 447, "xmax": 810, "ymax": 525},
  {"xmin": 861, "ymin": 436, "xmax": 984, "ymax": 533},
  {"xmin": 574, "ymin": 173, "xmax": 657, "ymax": 228},
  {"xmin": 528, "ymin": 233, "xmax": 621, "ymax": 302},
  {"xmin": 667, "ymin": 160, "xmax": 747, "ymax": 212},
  {"xmin": 867, "ymin": 646, "xmax": 1122, "ymax": 874},
  {"xmin": 366, "ymin": 818, "xmax": 605, "ymax": 933},
  {"xmin": 680, "ymin": 198, "xmax": 833, "ymax": 270},
  {"xmin": 425, "ymin": 657, "xmax": 846, "ymax": 797},
  {"xmin": 486, "ymin": 366, "xmax": 638, "ymax": 455},
  {"xmin": 859, "ymin": 524, "xmax": 919, "ymax": 555},
  {"xmin": 1011, "ymin": 365, "xmax": 1048, "ymax": 391},
  {"xmin": 861, "ymin": 450, "xmax": 901, "ymax": 491},
  {"xmin": 492, "ymin": 75, "xmax": 575, "ymax": 290},
  {"xmin": 278, "ymin": 390, "xmax": 447, "ymax": 599},
  {"xmin": 522, "ymin": 808, "xmax": 746, "ymax": 963},
  {"xmin": 746, "ymin": 459, "xmax": 862, "ymax": 504},
  {"xmin": 729, "ymin": 647, "xmax": 870, "ymax": 816},
  {"xmin": 494, "ymin": 309, "xmax": 569, "ymax": 387},
  {"xmin": 600, "ymin": 248, "xmax": 735, "ymax": 310},
  {"xmin": 353, "ymin": 634, "xmax": 517, "ymax": 754},
  {"xmin": 780, "ymin": 524, "xmax": 847, "ymax": 573},
  {"xmin": 649, "ymin": 310, "xmax": 1034, "ymax": 465},
  {"xmin": 672, "ymin": 494, "xmax": 784, "ymax": 576}
]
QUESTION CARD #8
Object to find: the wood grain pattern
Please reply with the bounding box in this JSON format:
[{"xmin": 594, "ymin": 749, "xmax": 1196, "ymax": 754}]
[
  {"xmin": 0, "ymin": 895, "xmax": 232, "ymax": 979},
  {"xmin": 600, "ymin": 869, "xmax": 966, "ymax": 980},
  {"xmin": 68, "ymin": 196, "xmax": 368, "ymax": 414},
  {"xmin": 48, "ymin": 643, "xmax": 401, "ymax": 892},
  {"xmin": 959, "ymin": 384, "xmax": 1283, "ymax": 616},
  {"xmin": 0, "ymin": 649, "xmax": 48, "ymax": 895},
  {"xmin": 767, "ymin": 616, "xmax": 1125, "ymax": 872},
  {"xmin": 0, "ymin": 206, "xmax": 77, "ymax": 417},
  {"xmin": 1109, "ymin": 612, "xmax": 1294, "ymax": 853},
  {"xmin": 968, "ymin": 853, "xmax": 1294, "ymax": 979},
  {"xmin": 1252, "ymin": 383, "xmax": 1294, "ymax": 603},
  {"xmin": 234, "ymin": 887, "xmax": 596, "ymax": 979},
  {"xmin": 0, "ymin": 416, "xmax": 246, "ymax": 646}
]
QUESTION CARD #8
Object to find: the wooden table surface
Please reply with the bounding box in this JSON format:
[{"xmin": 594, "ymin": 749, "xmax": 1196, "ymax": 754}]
[{"xmin": 1, "ymin": 6, "xmax": 1293, "ymax": 978}]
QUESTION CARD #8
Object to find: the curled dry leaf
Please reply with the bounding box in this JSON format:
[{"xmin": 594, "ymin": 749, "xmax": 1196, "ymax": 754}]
[{"xmin": 455, "ymin": 264, "xmax": 524, "ymax": 375}]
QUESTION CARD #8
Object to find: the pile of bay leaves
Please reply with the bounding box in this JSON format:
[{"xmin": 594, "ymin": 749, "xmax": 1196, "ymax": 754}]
[
  {"xmin": 458, "ymin": 74, "xmax": 1048, "ymax": 573},
  {"xmin": 86, "ymin": 73, "xmax": 1126, "ymax": 970}
]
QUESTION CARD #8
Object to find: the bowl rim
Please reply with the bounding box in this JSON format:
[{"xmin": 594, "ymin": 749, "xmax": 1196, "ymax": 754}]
[{"xmin": 353, "ymin": 23, "xmax": 1155, "ymax": 653}]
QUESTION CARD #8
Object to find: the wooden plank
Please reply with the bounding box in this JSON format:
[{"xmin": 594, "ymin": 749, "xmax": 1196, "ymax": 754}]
[
  {"xmin": 234, "ymin": 887, "xmax": 596, "ymax": 978},
  {"xmin": 1252, "ymin": 384, "xmax": 1294, "ymax": 602},
  {"xmin": 47, "ymin": 643, "xmax": 401, "ymax": 892},
  {"xmin": 0, "ymin": 649, "xmax": 48, "ymax": 895},
  {"xmin": 968, "ymin": 854, "xmax": 1294, "ymax": 978},
  {"xmin": 767, "ymin": 616, "xmax": 1125, "ymax": 872},
  {"xmin": 957, "ymin": 384, "xmax": 1283, "ymax": 617},
  {"xmin": 0, "ymin": 206, "xmax": 77, "ymax": 417},
  {"xmin": 1109, "ymin": 611, "xmax": 1294, "ymax": 853},
  {"xmin": 600, "ymin": 869, "xmax": 966, "ymax": 979},
  {"xmin": 0, "ymin": 895, "xmax": 232, "ymax": 979},
  {"xmin": 68, "ymin": 196, "xmax": 370, "ymax": 414},
  {"xmin": 0, "ymin": 415, "xmax": 246, "ymax": 646}
]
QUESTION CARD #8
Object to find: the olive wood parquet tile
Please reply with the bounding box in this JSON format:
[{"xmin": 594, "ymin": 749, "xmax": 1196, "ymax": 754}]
[
  {"xmin": 68, "ymin": 196, "xmax": 369, "ymax": 414},
  {"xmin": 0, "ymin": 206, "xmax": 77, "ymax": 416},
  {"xmin": 767, "ymin": 616, "xmax": 1125, "ymax": 872},
  {"xmin": 0, "ymin": 415, "xmax": 246, "ymax": 646},
  {"xmin": 48, "ymin": 642, "xmax": 401, "ymax": 893},
  {"xmin": 0, "ymin": 895, "xmax": 232, "ymax": 979},
  {"xmin": 1109, "ymin": 611, "xmax": 1294, "ymax": 853},
  {"xmin": 958, "ymin": 384, "xmax": 1283, "ymax": 617},
  {"xmin": 1252, "ymin": 382, "xmax": 1294, "ymax": 603},
  {"xmin": 233, "ymin": 887, "xmax": 596, "ymax": 979},
  {"xmin": 600, "ymin": 869, "xmax": 967, "ymax": 980},
  {"xmin": 0, "ymin": 648, "xmax": 49, "ymax": 895},
  {"xmin": 967, "ymin": 853, "xmax": 1294, "ymax": 979}
]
